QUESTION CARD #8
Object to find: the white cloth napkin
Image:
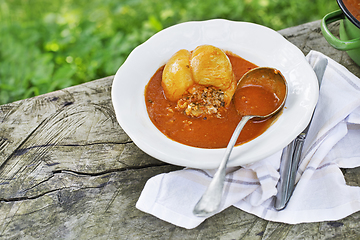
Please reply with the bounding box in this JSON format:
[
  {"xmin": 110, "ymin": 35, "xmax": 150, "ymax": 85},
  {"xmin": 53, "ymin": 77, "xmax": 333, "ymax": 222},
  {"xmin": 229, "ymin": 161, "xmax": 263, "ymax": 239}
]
[{"xmin": 136, "ymin": 50, "xmax": 360, "ymax": 229}]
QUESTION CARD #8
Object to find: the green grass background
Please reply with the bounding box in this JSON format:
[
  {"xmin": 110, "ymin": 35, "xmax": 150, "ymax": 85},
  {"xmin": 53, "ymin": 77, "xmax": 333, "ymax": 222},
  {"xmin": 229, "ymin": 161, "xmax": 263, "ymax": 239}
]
[{"xmin": 0, "ymin": 0, "xmax": 339, "ymax": 105}]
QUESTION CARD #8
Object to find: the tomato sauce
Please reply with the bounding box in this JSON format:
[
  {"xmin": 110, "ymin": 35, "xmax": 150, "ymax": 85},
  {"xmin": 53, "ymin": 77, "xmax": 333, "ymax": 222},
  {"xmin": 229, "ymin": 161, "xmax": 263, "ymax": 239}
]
[
  {"xmin": 145, "ymin": 53, "xmax": 278, "ymax": 149},
  {"xmin": 234, "ymin": 86, "xmax": 280, "ymax": 116},
  {"xmin": 343, "ymin": 0, "xmax": 360, "ymax": 21}
]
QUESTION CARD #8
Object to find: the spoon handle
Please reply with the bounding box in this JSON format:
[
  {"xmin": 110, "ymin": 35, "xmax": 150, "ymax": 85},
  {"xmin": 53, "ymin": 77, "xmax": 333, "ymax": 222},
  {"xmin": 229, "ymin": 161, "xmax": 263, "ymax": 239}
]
[{"xmin": 193, "ymin": 115, "xmax": 253, "ymax": 217}]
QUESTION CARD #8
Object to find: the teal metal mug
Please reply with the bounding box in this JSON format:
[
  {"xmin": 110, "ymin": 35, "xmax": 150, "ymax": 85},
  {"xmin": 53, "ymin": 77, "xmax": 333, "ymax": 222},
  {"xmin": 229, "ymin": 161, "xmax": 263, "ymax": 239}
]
[{"xmin": 321, "ymin": 7, "xmax": 360, "ymax": 65}]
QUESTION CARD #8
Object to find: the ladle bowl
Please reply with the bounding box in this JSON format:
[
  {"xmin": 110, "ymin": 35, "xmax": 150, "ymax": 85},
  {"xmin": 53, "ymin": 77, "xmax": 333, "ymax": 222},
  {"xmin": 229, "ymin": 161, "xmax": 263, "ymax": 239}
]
[{"xmin": 193, "ymin": 67, "xmax": 288, "ymax": 217}]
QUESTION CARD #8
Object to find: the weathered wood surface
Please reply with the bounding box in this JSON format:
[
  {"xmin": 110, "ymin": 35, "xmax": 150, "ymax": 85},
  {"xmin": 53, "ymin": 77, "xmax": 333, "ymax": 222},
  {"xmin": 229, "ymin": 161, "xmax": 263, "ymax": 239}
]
[{"xmin": 1, "ymin": 20, "xmax": 360, "ymax": 239}]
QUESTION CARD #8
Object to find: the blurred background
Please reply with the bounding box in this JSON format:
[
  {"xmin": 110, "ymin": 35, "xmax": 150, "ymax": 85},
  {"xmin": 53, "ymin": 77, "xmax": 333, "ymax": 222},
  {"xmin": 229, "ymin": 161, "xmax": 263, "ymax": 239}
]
[{"xmin": 0, "ymin": 0, "xmax": 339, "ymax": 105}]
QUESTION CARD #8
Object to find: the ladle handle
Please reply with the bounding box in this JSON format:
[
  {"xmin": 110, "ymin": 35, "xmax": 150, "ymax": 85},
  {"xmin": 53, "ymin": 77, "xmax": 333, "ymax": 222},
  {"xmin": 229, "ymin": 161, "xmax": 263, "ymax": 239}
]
[{"xmin": 193, "ymin": 115, "xmax": 253, "ymax": 217}]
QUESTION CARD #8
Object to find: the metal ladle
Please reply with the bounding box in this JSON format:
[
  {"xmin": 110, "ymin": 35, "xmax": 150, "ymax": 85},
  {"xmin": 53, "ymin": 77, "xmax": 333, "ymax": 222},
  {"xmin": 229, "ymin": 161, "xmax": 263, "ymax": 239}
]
[{"xmin": 193, "ymin": 67, "xmax": 288, "ymax": 217}]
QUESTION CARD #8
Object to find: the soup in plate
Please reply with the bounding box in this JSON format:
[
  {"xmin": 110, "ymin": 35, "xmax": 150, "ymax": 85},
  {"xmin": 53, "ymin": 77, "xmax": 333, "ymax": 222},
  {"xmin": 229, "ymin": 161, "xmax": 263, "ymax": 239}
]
[{"xmin": 145, "ymin": 45, "xmax": 281, "ymax": 148}]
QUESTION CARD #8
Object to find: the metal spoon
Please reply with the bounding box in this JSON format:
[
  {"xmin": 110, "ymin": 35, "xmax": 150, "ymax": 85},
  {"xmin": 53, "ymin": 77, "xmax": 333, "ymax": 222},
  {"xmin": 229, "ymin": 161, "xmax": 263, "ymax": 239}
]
[{"xmin": 193, "ymin": 67, "xmax": 288, "ymax": 217}]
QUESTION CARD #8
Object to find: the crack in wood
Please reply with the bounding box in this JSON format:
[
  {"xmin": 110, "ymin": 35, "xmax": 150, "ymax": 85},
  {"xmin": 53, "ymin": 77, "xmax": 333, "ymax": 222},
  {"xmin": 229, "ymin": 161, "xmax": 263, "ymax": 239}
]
[
  {"xmin": 0, "ymin": 183, "xmax": 113, "ymax": 203},
  {"xmin": 51, "ymin": 162, "xmax": 169, "ymax": 177},
  {"xmin": 0, "ymin": 138, "xmax": 9, "ymax": 151},
  {"xmin": 12, "ymin": 141, "xmax": 133, "ymax": 157},
  {"xmin": 0, "ymin": 162, "xmax": 169, "ymax": 204},
  {"xmin": 0, "ymin": 115, "xmax": 51, "ymax": 171},
  {"xmin": 0, "ymin": 188, "xmax": 65, "ymax": 203}
]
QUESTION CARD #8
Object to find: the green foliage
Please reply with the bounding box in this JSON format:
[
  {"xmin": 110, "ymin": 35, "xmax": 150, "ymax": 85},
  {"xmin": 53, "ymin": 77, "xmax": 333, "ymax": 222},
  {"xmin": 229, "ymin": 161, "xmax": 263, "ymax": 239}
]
[{"xmin": 0, "ymin": 0, "xmax": 339, "ymax": 105}]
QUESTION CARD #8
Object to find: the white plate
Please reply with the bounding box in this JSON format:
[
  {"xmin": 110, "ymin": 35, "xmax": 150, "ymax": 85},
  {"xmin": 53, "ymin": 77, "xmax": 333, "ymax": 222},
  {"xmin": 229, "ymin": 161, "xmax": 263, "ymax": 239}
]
[{"xmin": 111, "ymin": 19, "xmax": 318, "ymax": 169}]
